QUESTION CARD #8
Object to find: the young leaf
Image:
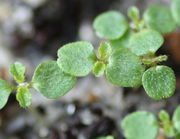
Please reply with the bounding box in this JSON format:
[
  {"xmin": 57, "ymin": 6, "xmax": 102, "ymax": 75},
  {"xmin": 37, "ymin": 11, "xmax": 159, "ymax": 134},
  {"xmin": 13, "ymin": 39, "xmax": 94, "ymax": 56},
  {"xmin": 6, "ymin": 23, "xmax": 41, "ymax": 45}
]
[
  {"xmin": 142, "ymin": 66, "xmax": 176, "ymax": 100},
  {"xmin": 159, "ymin": 110, "xmax": 176, "ymax": 137},
  {"xmin": 16, "ymin": 87, "xmax": 32, "ymax": 108},
  {"xmin": 0, "ymin": 79, "xmax": 13, "ymax": 109},
  {"xmin": 121, "ymin": 111, "xmax": 159, "ymax": 139},
  {"xmin": 171, "ymin": 0, "xmax": 180, "ymax": 25},
  {"xmin": 143, "ymin": 5, "xmax": 177, "ymax": 34},
  {"xmin": 110, "ymin": 30, "xmax": 133, "ymax": 50},
  {"xmin": 92, "ymin": 61, "xmax": 106, "ymax": 77},
  {"xmin": 57, "ymin": 41, "xmax": 96, "ymax": 77},
  {"xmin": 93, "ymin": 11, "xmax": 128, "ymax": 39},
  {"xmin": 96, "ymin": 136, "xmax": 114, "ymax": 139},
  {"xmin": 159, "ymin": 110, "xmax": 170, "ymax": 122},
  {"xmin": 173, "ymin": 105, "xmax": 180, "ymax": 133},
  {"xmin": 128, "ymin": 6, "xmax": 140, "ymax": 21},
  {"xmin": 9, "ymin": 62, "xmax": 26, "ymax": 83},
  {"xmin": 106, "ymin": 48, "xmax": 145, "ymax": 87},
  {"xmin": 98, "ymin": 42, "xmax": 112, "ymax": 60},
  {"xmin": 129, "ymin": 29, "xmax": 164, "ymax": 56},
  {"xmin": 32, "ymin": 61, "xmax": 76, "ymax": 99}
]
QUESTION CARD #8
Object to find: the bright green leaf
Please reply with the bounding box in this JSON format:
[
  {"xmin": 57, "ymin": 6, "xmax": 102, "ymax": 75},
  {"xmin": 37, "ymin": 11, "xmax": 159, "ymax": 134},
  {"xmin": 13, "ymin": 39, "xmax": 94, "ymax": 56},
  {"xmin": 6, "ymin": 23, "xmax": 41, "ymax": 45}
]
[
  {"xmin": 142, "ymin": 55, "xmax": 168, "ymax": 65},
  {"xmin": 9, "ymin": 62, "xmax": 26, "ymax": 83},
  {"xmin": 0, "ymin": 79, "xmax": 13, "ymax": 109},
  {"xmin": 128, "ymin": 6, "xmax": 140, "ymax": 21},
  {"xmin": 96, "ymin": 136, "xmax": 114, "ymax": 139},
  {"xmin": 159, "ymin": 110, "xmax": 176, "ymax": 137},
  {"xmin": 106, "ymin": 48, "xmax": 145, "ymax": 87},
  {"xmin": 16, "ymin": 87, "xmax": 31, "ymax": 108},
  {"xmin": 121, "ymin": 111, "xmax": 159, "ymax": 139},
  {"xmin": 98, "ymin": 42, "xmax": 112, "ymax": 60},
  {"xmin": 173, "ymin": 105, "xmax": 180, "ymax": 133},
  {"xmin": 57, "ymin": 41, "xmax": 96, "ymax": 77},
  {"xmin": 171, "ymin": 0, "xmax": 180, "ymax": 25},
  {"xmin": 32, "ymin": 61, "xmax": 76, "ymax": 99},
  {"xmin": 142, "ymin": 66, "xmax": 176, "ymax": 100},
  {"xmin": 129, "ymin": 29, "xmax": 164, "ymax": 56},
  {"xmin": 110, "ymin": 30, "xmax": 133, "ymax": 50},
  {"xmin": 93, "ymin": 11, "xmax": 128, "ymax": 39},
  {"xmin": 143, "ymin": 5, "xmax": 177, "ymax": 34},
  {"xmin": 159, "ymin": 110, "xmax": 170, "ymax": 122},
  {"xmin": 92, "ymin": 61, "xmax": 106, "ymax": 77}
]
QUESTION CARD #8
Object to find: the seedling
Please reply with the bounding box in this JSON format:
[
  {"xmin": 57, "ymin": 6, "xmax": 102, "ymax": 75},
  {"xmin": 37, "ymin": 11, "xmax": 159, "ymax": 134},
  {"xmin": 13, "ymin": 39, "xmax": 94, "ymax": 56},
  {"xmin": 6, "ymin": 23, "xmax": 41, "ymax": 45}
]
[
  {"xmin": 121, "ymin": 105, "xmax": 180, "ymax": 139},
  {"xmin": 0, "ymin": 0, "xmax": 179, "ymax": 114}
]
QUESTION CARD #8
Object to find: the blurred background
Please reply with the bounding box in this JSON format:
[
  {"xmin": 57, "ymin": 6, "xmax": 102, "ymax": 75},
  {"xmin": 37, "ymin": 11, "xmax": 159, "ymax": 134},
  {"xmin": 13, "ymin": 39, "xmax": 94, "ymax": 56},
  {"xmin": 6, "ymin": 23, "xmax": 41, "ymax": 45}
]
[{"xmin": 0, "ymin": 0, "xmax": 179, "ymax": 138}]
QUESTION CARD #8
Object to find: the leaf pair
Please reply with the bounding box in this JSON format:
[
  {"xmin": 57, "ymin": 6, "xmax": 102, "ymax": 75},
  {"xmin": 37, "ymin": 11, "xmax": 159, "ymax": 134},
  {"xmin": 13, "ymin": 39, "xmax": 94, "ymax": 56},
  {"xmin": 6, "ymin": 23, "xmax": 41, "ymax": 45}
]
[
  {"xmin": 0, "ymin": 62, "xmax": 31, "ymax": 109},
  {"xmin": 32, "ymin": 42, "xmax": 96, "ymax": 99},
  {"xmin": 121, "ymin": 106, "xmax": 180, "ymax": 139}
]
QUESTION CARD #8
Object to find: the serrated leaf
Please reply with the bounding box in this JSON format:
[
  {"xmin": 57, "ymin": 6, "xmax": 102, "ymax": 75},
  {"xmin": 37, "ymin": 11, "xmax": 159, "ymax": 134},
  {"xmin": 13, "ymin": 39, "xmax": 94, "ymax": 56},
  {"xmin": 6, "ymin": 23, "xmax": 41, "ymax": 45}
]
[
  {"xmin": 143, "ymin": 5, "xmax": 177, "ymax": 34},
  {"xmin": 171, "ymin": 0, "xmax": 180, "ymax": 25},
  {"xmin": 173, "ymin": 105, "xmax": 180, "ymax": 133},
  {"xmin": 0, "ymin": 79, "xmax": 13, "ymax": 109},
  {"xmin": 16, "ymin": 87, "xmax": 31, "ymax": 108},
  {"xmin": 98, "ymin": 42, "xmax": 112, "ymax": 60},
  {"xmin": 92, "ymin": 61, "xmax": 106, "ymax": 77},
  {"xmin": 121, "ymin": 111, "xmax": 159, "ymax": 139},
  {"xmin": 110, "ymin": 30, "xmax": 133, "ymax": 50},
  {"xmin": 129, "ymin": 29, "xmax": 164, "ymax": 56},
  {"xmin": 57, "ymin": 41, "xmax": 96, "ymax": 77},
  {"xmin": 93, "ymin": 11, "xmax": 128, "ymax": 39},
  {"xmin": 106, "ymin": 48, "xmax": 145, "ymax": 87},
  {"xmin": 9, "ymin": 62, "xmax": 26, "ymax": 83},
  {"xmin": 32, "ymin": 61, "xmax": 76, "ymax": 99},
  {"xmin": 142, "ymin": 66, "xmax": 176, "ymax": 100}
]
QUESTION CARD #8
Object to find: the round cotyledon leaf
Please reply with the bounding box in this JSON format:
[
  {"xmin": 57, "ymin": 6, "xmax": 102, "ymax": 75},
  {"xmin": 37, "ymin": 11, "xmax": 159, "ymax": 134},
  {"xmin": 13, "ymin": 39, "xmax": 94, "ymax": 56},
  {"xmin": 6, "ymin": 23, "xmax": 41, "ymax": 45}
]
[
  {"xmin": 129, "ymin": 29, "xmax": 164, "ymax": 56},
  {"xmin": 0, "ymin": 79, "xmax": 13, "ymax": 109},
  {"xmin": 93, "ymin": 11, "xmax": 128, "ymax": 40},
  {"xmin": 106, "ymin": 48, "xmax": 145, "ymax": 87},
  {"xmin": 121, "ymin": 111, "xmax": 159, "ymax": 139},
  {"xmin": 110, "ymin": 30, "xmax": 134, "ymax": 50},
  {"xmin": 143, "ymin": 5, "xmax": 177, "ymax": 34},
  {"xmin": 32, "ymin": 61, "xmax": 77, "ymax": 99},
  {"xmin": 57, "ymin": 41, "xmax": 96, "ymax": 77},
  {"xmin": 171, "ymin": 0, "xmax": 180, "ymax": 25},
  {"xmin": 142, "ymin": 66, "xmax": 176, "ymax": 100}
]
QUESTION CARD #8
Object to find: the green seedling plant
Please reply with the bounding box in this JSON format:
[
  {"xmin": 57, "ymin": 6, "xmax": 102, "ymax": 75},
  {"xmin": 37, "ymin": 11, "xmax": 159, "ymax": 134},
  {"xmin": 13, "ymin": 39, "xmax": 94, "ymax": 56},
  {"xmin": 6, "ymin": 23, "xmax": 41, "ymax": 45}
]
[
  {"xmin": 121, "ymin": 105, "xmax": 180, "ymax": 139},
  {"xmin": 0, "ymin": 0, "xmax": 180, "ymax": 139},
  {"xmin": 0, "ymin": 0, "xmax": 179, "ymax": 108},
  {"xmin": 0, "ymin": 0, "xmax": 180, "ymax": 138}
]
